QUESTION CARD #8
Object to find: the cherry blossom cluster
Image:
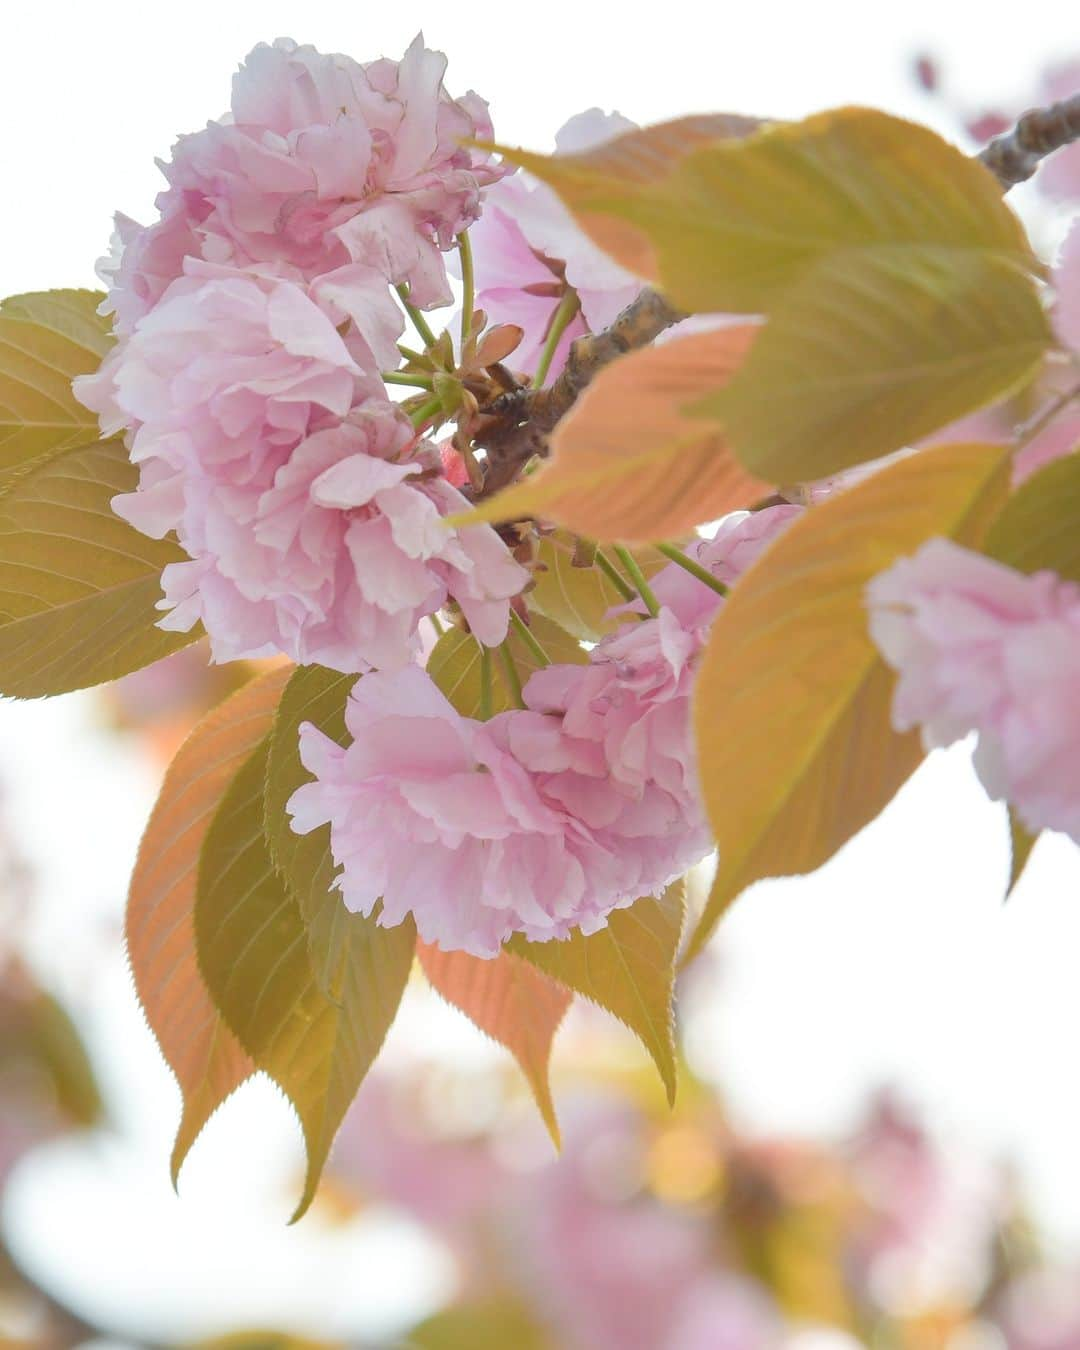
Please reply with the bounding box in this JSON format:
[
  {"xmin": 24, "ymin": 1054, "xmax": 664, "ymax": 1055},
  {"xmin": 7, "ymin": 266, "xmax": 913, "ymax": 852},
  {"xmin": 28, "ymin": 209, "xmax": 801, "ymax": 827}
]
[
  {"xmin": 289, "ymin": 507, "xmax": 799, "ymax": 955},
  {"xmin": 74, "ymin": 37, "xmax": 527, "ymax": 672}
]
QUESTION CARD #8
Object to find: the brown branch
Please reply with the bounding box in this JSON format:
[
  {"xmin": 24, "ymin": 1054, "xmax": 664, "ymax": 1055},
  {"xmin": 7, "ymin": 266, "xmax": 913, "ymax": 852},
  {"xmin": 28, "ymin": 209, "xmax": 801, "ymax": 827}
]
[
  {"xmin": 471, "ymin": 97, "xmax": 1080, "ymax": 499},
  {"xmin": 474, "ymin": 287, "xmax": 684, "ymax": 495},
  {"xmin": 979, "ymin": 91, "xmax": 1080, "ymax": 188}
]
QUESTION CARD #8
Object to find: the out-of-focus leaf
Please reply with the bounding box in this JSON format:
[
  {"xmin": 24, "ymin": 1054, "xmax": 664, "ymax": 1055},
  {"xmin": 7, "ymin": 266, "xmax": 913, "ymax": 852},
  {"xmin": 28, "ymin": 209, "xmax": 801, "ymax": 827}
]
[
  {"xmin": 1006, "ymin": 806, "xmax": 1038, "ymax": 899},
  {"xmin": 0, "ymin": 291, "xmax": 111, "ymax": 473},
  {"xmin": 28, "ymin": 992, "xmax": 103, "ymax": 1127},
  {"xmin": 417, "ymin": 943, "xmax": 571, "ymax": 1144},
  {"xmin": 529, "ymin": 532, "xmax": 668, "ymax": 641},
  {"xmin": 0, "ymin": 439, "xmax": 201, "ymax": 696},
  {"xmin": 427, "ymin": 613, "xmax": 585, "ymax": 720},
  {"xmin": 496, "ymin": 108, "xmax": 1038, "ymax": 313},
  {"xmin": 984, "ymin": 447, "xmax": 1080, "ymax": 581},
  {"xmin": 126, "ymin": 667, "xmax": 290, "ymax": 1181},
  {"xmin": 702, "ymin": 249, "xmax": 1050, "ymax": 482},
  {"xmin": 460, "ymin": 329, "xmax": 767, "ymax": 540},
  {"xmin": 510, "ymin": 881, "xmax": 686, "ymax": 1103},
  {"xmin": 264, "ymin": 664, "xmax": 355, "ymax": 999},
  {"xmin": 408, "ymin": 1298, "xmax": 551, "ymax": 1350},
  {"xmin": 196, "ymin": 740, "xmax": 415, "ymax": 1220},
  {"xmin": 687, "ymin": 442, "xmax": 1011, "ymax": 960}
]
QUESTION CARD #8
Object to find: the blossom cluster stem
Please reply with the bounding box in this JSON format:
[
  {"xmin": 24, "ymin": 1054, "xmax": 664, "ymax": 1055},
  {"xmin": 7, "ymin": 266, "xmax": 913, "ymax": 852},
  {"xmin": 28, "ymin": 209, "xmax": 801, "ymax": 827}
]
[
  {"xmin": 532, "ymin": 288, "xmax": 582, "ymax": 389},
  {"xmin": 479, "ymin": 643, "xmax": 494, "ymax": 719},
  {"xmin": 383, "ymin": 370, "xmax": 434, "ymax": 390},
  {"xmin": 594, "ymin": 548, "xmax": 637, "ymax": 602},
  {"xmin": 498, "ymin": 640, "xmax": 526, "ymax": 708},
  {"xmin": 655, "ymin": 542, "xmax": 729, "ymax": 597},
  {"xmin": 409, "ymin": 396, "xmax": 443, "ymax": 429},
  {"xmin": 510, "ymin": 609, "xmax": 551, "ymax": 666},
  {"xmin": 458, "ymin": 232, "xmax": 475, "ymax": 351},
  {"xmin": 395, "ymin": 284, "xmax": 438, "ymax": 350},
  {"xmin": 613, "ymin": 546, "xmax": 660, "ymax": 617}
]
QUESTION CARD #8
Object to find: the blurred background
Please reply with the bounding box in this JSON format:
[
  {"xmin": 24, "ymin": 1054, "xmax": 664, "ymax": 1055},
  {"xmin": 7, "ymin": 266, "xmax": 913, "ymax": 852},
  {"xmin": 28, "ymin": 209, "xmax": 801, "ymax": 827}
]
[{"xmin": 2, "ymin": 2, "xmax": 1080, "ymax": 1344}]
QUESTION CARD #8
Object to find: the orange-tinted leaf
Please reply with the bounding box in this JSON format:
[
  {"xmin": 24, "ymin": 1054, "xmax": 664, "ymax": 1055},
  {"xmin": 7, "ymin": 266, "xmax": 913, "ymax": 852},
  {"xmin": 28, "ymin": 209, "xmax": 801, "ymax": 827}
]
[
  {"xmin": 462, "ymin": 328, "xmax": 768, "ymax": 541},
  {"xmin": 126, "ymin": 666, "xmax": 291, "ymax": 1180},
  {"xmin": 417, "ymin": 943, "xmax": 571, "ymax": 1143}
]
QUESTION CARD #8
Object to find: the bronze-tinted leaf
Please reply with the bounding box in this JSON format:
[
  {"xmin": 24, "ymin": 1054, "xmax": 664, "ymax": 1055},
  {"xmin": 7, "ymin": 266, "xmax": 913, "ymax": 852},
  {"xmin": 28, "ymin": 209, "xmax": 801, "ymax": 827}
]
[
  {"xmin": 463, "ymin": 328, "xmax": 767, "ymax": 541},
  {"xmin": 126, "ymin": 667, "xmax": 290, "ymax": 1181},
  {"xmin": 417, "ymin": 943, "xmax": 571, "ymax": 1143}
]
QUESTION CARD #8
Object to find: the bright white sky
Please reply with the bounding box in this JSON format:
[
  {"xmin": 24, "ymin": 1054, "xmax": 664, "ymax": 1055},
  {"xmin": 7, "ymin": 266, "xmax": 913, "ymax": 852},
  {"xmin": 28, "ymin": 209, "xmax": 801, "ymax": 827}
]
[{"xmin": 2, "ymin": 0, "xmax": 1080, "ymax": 1342}]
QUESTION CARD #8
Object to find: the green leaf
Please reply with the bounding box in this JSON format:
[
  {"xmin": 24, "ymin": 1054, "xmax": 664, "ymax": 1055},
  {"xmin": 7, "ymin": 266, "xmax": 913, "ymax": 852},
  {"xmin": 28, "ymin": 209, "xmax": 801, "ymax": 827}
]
[
  {"xmin": 264, "ymin": 664, "xmax": 356, "ymax": 999},
  {"xmin": 984, "ymin": 447, "xmax": 1080, "ymax": 581},
  {"xmin": 687, "ymin": 441, "xmax": 1012, "ymax": 961},
  {"xmin": 427, "ymin": 614, "xmax": 586, "ymax": 719},
  {"xmin": 1006, "ymin": 806, "xmax": 1038, "ymax": 900},
  {"xmin": 0, "ymin": 289, "xmax": 113, "ymax": 356},
  {"xmin": 196, "ymin": 740, "xmax": 415, "ymax": 1220},
  {"xmin": 498, "ymin": 107, "xmax": 1038, "ymax": 314},
  {"xmin": 0, "ymin": 291, "xmax": 112, "ymax": 475},
  {"xmin": 701, "ymin": 248, "xmax": 1050, "ymax": 482},
  {"xmin": 0, "ymin": 439, "xmax": 201, "ymax": 696},
  {"xmin": 510, "ymin": 880, "xmax": 686, "ymax": 1103},
  {"xmin": 530, "ymin": 533, "xmax": 669, "ymax": 641}
]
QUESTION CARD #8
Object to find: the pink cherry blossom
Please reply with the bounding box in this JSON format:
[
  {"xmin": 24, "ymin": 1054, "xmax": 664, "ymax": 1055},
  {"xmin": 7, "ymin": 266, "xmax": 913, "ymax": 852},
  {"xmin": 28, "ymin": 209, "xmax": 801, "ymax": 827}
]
[
  {"xmin": 469, "ymin": 109, "xmax": 641, "ymax": 377},
  {"xmin": 76, "ymin": 264, "xmax": 525, "ymax": 670},
  {"xmin": 866, "ymin": 538, "xmax": 1080, "ymax": 841},
  {"xmin": 101, "ymin": 35, "xmax": 507, "ymax": 331},
  {"xmin": 289, "ymin": 665, "xmax": 668, "ymax": 956}
]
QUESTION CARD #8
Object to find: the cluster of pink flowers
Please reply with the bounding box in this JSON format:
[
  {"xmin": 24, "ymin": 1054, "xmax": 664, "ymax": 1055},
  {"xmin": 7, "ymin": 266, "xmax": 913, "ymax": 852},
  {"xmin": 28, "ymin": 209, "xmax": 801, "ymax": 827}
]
[
  {"xmin": 75, "ymin": 37, "xmax": 527, "ymax": 672},
  {"xmin": 867, "ymin": 539, "xmax": 1080, "ymax": 843},
  {"xmin": 290, "ymin": 507, "xmax": 799, "ymax": 954}
]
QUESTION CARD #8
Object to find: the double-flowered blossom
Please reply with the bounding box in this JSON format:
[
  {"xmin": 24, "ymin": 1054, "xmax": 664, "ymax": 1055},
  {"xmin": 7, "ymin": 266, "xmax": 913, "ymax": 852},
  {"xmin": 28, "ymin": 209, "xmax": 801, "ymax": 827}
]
[
  {"xmin": 289, "ymin": 664, "xmax": 663, "ymax": 956},
  {"xmin": 76, "ymin": 260, "xmax": 526, "ymax": 670},
  {"xmin": 101, "ymin": 36, "xmax": 508, "ymax": 331},
  {"xmin": 290, "ymin": 510, "xmax": 802, "ymax": 955},
  {"xmin": 78, "ymin": 37, "xmax": 530, "ymax": 673},
  {"xmin": 867, "ymin": 538, "xmax": 1080, "ymax": 843}
]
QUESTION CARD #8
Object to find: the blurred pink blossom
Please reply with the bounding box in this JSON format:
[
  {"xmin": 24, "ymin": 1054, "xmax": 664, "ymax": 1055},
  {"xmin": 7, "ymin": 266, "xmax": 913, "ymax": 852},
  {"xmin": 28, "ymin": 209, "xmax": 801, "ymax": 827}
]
[{"xmin": 867, "ymin": 538, "xmax": 1080, "ymax": 841}]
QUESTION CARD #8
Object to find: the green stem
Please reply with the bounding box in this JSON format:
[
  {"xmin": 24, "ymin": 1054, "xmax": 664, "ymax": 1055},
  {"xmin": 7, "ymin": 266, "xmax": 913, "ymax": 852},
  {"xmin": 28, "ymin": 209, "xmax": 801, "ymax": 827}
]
[
  {"xmin": 397, "ymin": 342, "xmax": 427, "ymax": 365},
  {"xmin": 429, "ymin": 611, "xmax": 445, "ymax": 637},
  {"xmin": 458, "ymin": 232, "xmax": 475, "ymax": 352},
  {"xmin": 498, "ymin": 641, "xmax": 525, "ymax": 709},
  {"xmin": 510, "ymin": 610, "xmax": 550, "ymax": 667},
  {"xmin": 613, "ymin": 545, "xmax": 659, "ymax": 617},
  {"xmin": 383, "ymin": 370, "xmax": 435, "ymax": 390},
  {"xmin": 395, "ymin": 284, "xmax": 438, "ymax": 350},
  {"xmin": 594, "ymin": 548, "xmax": 636, "ymax": 602},
  {"xmin": 479, "ymin": 643, "xmax": 493, "ymax": 719},
  {"xmin": 655, "ymin": 541, "xmax": 728, "ymax": 597},
  {"xmin": 409, "ymin": 396, "xmax": 443, "ymax": 429},
  {"xmin": 532, "ymin": 289, "xmax": 581, "ymax": 388}
]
